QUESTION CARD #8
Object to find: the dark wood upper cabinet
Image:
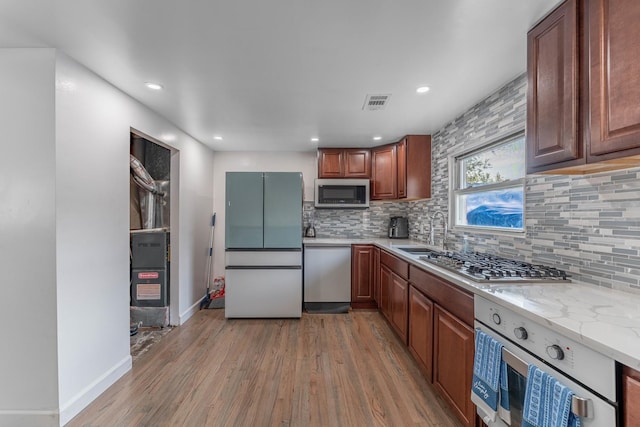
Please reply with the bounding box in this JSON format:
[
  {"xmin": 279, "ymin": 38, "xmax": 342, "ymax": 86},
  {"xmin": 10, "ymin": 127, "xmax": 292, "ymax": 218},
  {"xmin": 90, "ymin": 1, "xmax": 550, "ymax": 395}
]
[
  {"xmin": 344, "ymin": 149, "xmax": 371, "ymax": 177},
  {"xmin": 397, "ymin": 138, "xmax": 407, "ymax": 198},
  {"xmin": 403, "ymin": 135, "xmax": 431, "ymax": 200},
  {"xmin": 371, "ymin": 135, "xmax": 431, "ymax": 200},
  {"xmin": 527, "ymin": 0, "xmax": 640, "ymax": 174},
  {"xmin": 317, "ymin": 148, "xmax": 371, "ymax": 178},
  {"xmin": 526, "ymin": 0, "xmax": 581, "ymax": 172},
  {"xmin": 371, "ymin": 144, "xmax": 398, "ymax": 199},
  {"xmin": 587, "ymin": 0, "xmax": 640, "ymax": 160}
]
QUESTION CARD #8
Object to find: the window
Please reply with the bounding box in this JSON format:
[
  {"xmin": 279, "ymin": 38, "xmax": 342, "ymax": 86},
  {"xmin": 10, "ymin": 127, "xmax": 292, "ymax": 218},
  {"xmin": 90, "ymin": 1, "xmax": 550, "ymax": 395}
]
[{"xmin": 452, "ymin": 132, "xmax": 525, "ymax": 231}]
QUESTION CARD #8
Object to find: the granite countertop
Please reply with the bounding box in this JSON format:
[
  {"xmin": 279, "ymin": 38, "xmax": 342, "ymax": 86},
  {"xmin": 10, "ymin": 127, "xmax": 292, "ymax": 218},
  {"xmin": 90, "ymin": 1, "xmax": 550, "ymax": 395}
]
[{"xmin": 303, "ymin": 237, "xmax": 640, "ymax": 370}]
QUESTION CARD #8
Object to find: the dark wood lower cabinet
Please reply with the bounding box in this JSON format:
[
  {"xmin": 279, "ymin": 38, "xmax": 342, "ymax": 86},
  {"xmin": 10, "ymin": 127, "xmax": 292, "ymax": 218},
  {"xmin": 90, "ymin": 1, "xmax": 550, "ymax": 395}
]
[
  {"xmin": 623, "ymin": 366, "xmax": 640, "ymax": 426},
  {"xmin": 373, "ymin": 247, "xmax": 380, "ymax": 305},
  {"xmin": 379, "ymin": 265, "xmax": 392, "ymax": 320},
  {"xmin": 390, "ymin": 273, "xmax": 408, "ymax": 344},
  {"xmin": 351, "ymin": 245, "xmax": 377, "ymax": 309},
  {"xmin": 408, "ymin": 285, "xmax": 433, "ymax": 381},
  {"xmin": 377, "ymin": 252, "xmax": 477, "ymax": 426},
  {"xmin": 433, "ymin": 305, "xmax": 475, "ymax": 427}
]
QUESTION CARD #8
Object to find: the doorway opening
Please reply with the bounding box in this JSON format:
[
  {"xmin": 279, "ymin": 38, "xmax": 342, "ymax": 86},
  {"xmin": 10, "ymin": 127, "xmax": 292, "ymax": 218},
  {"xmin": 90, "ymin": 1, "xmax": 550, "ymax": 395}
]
[{"xmin": 129, "ymin": 130, "xmax": 176, "ymax": 358}]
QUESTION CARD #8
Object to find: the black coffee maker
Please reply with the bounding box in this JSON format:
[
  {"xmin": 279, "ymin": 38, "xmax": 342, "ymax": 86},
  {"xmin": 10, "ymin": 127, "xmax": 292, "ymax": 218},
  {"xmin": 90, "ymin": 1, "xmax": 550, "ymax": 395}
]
[{"xmin": 388, "ymin": 216, "xmax": 409, "ymax": 238}]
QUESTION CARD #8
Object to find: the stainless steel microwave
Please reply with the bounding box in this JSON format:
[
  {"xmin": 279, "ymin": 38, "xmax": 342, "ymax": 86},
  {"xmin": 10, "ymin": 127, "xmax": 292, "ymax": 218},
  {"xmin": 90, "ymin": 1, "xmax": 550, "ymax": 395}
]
[{"xmin": 314, "ymin": 179, "xmax": 370, "ymax": 208}]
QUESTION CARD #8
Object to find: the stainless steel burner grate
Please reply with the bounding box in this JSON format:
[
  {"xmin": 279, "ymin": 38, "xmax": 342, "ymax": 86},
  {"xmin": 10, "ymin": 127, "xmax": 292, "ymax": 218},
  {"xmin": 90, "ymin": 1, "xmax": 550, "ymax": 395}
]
[{"xmin": 418, "ymin": 251, "xmax": 571, "ymax": 283}]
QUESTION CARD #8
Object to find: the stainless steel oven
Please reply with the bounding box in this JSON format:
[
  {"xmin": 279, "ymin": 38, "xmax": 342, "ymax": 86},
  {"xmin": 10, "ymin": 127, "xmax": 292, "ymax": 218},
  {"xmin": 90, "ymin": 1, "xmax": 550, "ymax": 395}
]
[{"xmin": 474, "ymin": 296, "xmax": 619, "ymax": 426}]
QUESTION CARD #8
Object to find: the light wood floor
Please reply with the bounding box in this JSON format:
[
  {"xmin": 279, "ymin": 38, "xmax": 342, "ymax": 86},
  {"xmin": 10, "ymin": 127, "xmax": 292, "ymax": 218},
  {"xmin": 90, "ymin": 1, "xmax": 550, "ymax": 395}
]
[{"xmin": 68, "ymin": 310, "xmax": 462, "ymax": 427}]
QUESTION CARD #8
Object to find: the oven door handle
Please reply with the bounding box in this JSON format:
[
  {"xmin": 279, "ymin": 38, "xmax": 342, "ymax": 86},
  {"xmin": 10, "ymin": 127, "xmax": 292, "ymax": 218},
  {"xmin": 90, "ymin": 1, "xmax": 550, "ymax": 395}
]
[{"xmin": 500, "ymin": 346, "xmax": 592, "ymax": 419}]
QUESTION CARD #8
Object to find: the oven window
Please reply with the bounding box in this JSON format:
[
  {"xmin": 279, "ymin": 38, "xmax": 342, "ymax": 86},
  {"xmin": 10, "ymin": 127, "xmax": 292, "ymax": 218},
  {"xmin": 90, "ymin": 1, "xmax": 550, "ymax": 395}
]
[{"xmin": 506, "ymin": 365, "xmax": 527, "ymax": 427}]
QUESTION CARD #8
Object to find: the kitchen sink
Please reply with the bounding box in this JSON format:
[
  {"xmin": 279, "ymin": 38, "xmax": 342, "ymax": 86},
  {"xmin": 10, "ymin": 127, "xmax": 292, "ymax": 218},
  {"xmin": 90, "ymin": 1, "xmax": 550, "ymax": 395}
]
[{"xmin": 396, "ymin": 246, "xmax": 440, "ymax": 255}]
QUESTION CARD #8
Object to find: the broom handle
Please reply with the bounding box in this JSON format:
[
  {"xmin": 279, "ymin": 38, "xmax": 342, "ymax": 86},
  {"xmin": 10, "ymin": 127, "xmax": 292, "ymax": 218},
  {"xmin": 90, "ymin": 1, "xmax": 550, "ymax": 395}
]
[{"xmin": 204, "ymin": 214, "xmax": 216, "ymax": 291}]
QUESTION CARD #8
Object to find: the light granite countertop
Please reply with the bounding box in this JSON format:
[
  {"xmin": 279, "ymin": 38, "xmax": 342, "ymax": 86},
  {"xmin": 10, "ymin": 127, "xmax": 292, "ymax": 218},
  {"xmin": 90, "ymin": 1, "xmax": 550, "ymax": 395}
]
[{"xmin": 303, "ymin": 237, "xmax": 640, "ymax": 371}]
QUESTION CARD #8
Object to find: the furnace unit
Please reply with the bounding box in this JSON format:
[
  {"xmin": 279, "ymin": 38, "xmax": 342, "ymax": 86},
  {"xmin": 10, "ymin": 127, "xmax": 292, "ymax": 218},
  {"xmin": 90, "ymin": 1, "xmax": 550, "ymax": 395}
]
[{"xmin": 131, "ymin": 230, "xmax": 170, "ymax": 307}]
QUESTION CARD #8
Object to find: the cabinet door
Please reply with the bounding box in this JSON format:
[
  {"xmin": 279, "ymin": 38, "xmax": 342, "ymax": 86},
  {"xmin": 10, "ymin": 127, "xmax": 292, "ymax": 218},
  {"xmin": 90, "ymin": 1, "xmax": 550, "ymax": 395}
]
[
  {"xmin": 397, "ymin": 138, "xmax": 407, "ymax": 198},
  {"xmin": 588, "ymin": 0, "xmax": 640, "ymax": 159},
  {"xmin": 390, "ymin": 272, "xmax": 408, "ymax": 344},
  {"xmin": 434, "ymin": 306, "xmax": 475, "ymax": 427},
  {"xmin": 405, "ymin": 135, "xmax": 431, "ymax": 200},
  {"xmin": 263, "ymin": 172, "xmax": 302, "ymax": 248},
  {"xmin": 526, "ymin": 0, "xmax": 580, "ymax": 172},
  {"xmin": 409, "ymin": 286, "xmax": 433, "ymax": 381},
  {"xmin": 225, "ymin": 172, "xmax": 264, "ymax": 248},
  {"xmin": 379, "ymin": 265, "xmax": 392, "ymax": 320},
  {"xmin": 351, "ymin": 245, "xmax": 376, "ymax": 309},
  {"xmin": 317, "ymin": 149, "xmax": 344, "ymax": 178},
  {"xmin": 373, "ymin": 247, "xmax": 380, "ymax": 305},
  {"xmin": 344, "ymin": 149, "xmax": 371, "ymax": 178},
  {"xmin": 623, "ymin": 367, "xmax": 640, "ymax": 427},
  {"xmin": 371, "ymin": 145, "xmax": 397, "ymax": 200}
]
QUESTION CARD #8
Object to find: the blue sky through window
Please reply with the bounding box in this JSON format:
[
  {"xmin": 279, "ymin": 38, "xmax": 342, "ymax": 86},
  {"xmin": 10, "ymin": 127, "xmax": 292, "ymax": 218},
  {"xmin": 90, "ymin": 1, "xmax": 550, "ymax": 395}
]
[{"xmin": 454, "ymin": 133, "xmax": 525, "ymax": 230}]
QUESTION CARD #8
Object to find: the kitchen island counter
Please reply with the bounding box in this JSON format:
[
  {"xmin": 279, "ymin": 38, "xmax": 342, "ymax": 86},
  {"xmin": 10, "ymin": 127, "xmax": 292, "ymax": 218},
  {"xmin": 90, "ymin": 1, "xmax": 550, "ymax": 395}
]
[{"xmin": 304, "ymin": 237, "xmax": 640, "ymax": 370}]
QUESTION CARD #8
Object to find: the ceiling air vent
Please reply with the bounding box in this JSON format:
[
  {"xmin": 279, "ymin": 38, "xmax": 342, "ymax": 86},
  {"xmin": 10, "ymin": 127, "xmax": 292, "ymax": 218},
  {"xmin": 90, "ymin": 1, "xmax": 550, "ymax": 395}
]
[{"xmin": 362, "ymin": 94, "xmax": 391, "ymax": 111}]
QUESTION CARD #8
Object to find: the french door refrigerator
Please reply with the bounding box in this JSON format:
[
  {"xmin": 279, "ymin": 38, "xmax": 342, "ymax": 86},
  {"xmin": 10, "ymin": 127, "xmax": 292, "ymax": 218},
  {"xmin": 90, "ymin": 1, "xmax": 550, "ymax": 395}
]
[{"xmin": 224, "ymin": 172, "xmax": 303, "ymax": 318}]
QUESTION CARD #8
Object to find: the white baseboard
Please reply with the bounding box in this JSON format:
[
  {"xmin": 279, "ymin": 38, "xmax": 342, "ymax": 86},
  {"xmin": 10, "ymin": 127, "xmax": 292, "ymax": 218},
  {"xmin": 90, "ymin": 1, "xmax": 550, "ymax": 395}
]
[
  {"xmin": 179, "ymin": 298, "xmax": 202, "ymax": 325},
  {"xmin": 0, "ymin": 410, "xmax": 59, "ymax": 427},
  {"xmin": 58, "ymin": 355, "xmax": 132, "ymax": 426}
]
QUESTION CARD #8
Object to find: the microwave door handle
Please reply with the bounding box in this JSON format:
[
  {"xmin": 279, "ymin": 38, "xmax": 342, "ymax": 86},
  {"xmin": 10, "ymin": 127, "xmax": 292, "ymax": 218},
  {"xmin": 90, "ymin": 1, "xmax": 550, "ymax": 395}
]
[{"xmin": 499, "ymin": 346, "xmax": 592, "ymax": 419}]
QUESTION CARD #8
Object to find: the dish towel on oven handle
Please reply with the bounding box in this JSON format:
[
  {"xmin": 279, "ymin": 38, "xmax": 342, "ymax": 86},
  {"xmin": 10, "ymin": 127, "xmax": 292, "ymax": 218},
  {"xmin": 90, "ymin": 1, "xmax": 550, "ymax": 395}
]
[
  {"xmin": 471, "ymin": 329, "xmax": 504, "ymax": 422},
  {"xmin": 522, "ymin": 364, "xmax": 582, "ymax": 427},
  {"xmin": 498, "ymin": 357, "xmax": 511, "ymax": 424}
]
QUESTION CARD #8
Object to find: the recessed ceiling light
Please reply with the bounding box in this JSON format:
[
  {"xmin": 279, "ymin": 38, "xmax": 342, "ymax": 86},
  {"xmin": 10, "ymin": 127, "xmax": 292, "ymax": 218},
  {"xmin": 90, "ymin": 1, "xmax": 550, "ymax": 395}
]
[
  {"xmin": 310, "ymin": 137, "xmax": 319, "ymax": 142},
  {"xmin": 145, "ymin": 82, "xmax": 163, "ymax": 90},
  {"xmin": 416, "ymin": 86, "xmax": 430, "ymax": 94},
  {"xmin": 213, "ymin": 136, "xmax": 223, "ymax": 141},
  {"xmin": 373, "ymin": 136, "xmax": 382, "ymax": 141},
  {"xmin": 160, "ymin": 133, "xmax": 176, "ymax": 142}
]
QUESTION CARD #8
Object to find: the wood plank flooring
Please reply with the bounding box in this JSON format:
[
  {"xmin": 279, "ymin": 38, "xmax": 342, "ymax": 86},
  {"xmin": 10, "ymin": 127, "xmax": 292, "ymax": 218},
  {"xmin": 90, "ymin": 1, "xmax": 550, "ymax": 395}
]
[{"xmin": 68, "ymin": 310, "xmax": 462, "ymax": 427}]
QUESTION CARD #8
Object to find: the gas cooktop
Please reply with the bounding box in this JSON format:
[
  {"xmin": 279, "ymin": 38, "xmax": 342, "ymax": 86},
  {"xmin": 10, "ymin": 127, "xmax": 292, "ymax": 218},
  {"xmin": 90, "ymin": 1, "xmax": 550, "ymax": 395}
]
[{"xmin": 417, "ymin": 251, "xmax": 571, "ymax": 283}]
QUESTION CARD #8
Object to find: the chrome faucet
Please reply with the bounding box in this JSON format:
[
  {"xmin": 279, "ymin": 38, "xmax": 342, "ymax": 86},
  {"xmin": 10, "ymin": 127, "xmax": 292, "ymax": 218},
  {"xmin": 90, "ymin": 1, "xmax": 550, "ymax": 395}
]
[{"xmin": 429, "ymin": 210, "xmax": 448, "ymax": 250}]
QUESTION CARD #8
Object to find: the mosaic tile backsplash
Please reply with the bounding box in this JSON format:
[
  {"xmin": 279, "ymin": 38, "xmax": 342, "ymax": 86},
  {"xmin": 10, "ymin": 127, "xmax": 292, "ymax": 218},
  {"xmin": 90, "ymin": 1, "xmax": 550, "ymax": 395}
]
[
  {"xmin": 311, "ymin": 73, "xmax": 640, "ymax": 294},
  {"xmin": 304, "ymin": 201, "xmax": 408, "ymax": 239}
]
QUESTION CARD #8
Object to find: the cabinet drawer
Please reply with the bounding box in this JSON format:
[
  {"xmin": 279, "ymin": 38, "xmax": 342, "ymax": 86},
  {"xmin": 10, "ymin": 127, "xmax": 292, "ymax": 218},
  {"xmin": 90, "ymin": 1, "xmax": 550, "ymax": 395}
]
[
  {"xmin": 409, "ymin": 265, "xmax": 473, "ymax": 326},
  {"xmin": 380, "ymin": 250, "xmax": 409, "ymax": 280}
]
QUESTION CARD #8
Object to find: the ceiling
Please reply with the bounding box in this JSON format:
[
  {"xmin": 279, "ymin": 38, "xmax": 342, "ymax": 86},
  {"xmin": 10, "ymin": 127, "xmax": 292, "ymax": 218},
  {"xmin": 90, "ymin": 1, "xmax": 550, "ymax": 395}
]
[{"xmin": 0, "ymin": 0, "xmax": 561, "ymax": 151}]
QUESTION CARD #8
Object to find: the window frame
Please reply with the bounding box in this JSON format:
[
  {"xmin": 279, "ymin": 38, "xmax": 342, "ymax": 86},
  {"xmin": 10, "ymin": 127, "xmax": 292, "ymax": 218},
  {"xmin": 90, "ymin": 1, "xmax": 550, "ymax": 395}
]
[{"xmin": 448, "ymin": 130, "xmax": 526, "ymax": 234}]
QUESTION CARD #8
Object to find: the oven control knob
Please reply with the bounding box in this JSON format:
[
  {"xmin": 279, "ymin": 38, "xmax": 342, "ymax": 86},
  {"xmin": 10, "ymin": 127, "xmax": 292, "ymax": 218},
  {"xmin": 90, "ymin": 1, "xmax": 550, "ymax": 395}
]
[
  {"xmin": 514, "ymin": 327, "xmax": 528, "ymax": 340},
  {"xmin": 546, "ymin": 345, "xmax": 565, "ymax": 360},
  {"xmin": 492, "ymin": 313, "xmax": 502, "ymax": 325}
]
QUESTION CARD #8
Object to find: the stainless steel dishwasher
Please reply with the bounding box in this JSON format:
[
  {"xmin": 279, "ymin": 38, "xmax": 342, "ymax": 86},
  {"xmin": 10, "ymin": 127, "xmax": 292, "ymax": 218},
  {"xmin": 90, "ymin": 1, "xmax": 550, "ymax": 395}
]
[{"xmin": 303, "ymin": 245, "xmax": 351, "ymax": 313}]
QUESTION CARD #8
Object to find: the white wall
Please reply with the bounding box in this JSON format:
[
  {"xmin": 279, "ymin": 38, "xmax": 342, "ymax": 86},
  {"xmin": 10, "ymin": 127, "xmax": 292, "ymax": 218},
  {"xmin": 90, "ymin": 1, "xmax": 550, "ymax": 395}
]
[
  {"xmin": 211, "ymin": 152, "xmax": 316, "ymax": 276},
  {"xmin": 0, "ymin": 49, "xmax": 60, "ymax": 426},
  {"xmin": 54, "ymin": 53, "xmax": 215, "ymax": 425},
  {"xmin": 0, "ymin": 49, "xmax": 215, "ymax": 426}
]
